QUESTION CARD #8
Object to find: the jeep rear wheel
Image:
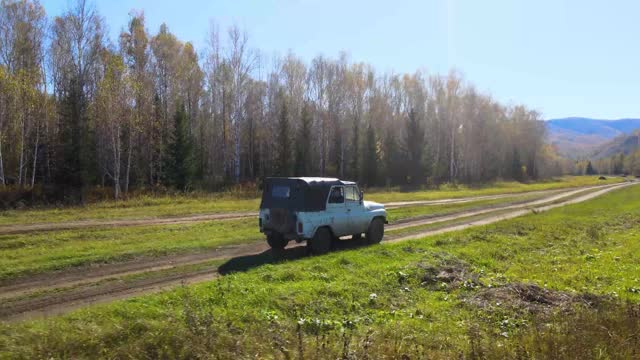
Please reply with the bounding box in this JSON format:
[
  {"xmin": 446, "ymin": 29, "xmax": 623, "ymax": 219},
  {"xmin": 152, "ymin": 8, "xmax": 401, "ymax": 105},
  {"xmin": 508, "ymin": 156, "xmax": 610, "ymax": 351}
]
[
  {"xmin": 366, "ymin": 218, "xmax": 385, "ymax": 244},
  {"xmin": 309, "ymin": 227, "xmax": 332, "ymax": 255},
  {"xmin": 267, "ymin": 233, "xmax": 288, "ymax": 250}
]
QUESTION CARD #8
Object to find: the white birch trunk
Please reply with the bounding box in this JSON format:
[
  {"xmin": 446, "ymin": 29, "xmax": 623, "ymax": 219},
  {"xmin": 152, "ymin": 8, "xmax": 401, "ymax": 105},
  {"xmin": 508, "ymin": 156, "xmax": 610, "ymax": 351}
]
[
  {"xmin": 30, "ymin": 123, "xmax": 40, "ymax": 188},
  {"xmin": 111, "ymin": 120, "xmax": 122, "ymax": 200},
  {"xmin": 449, "ymin": 125, "xmax": 455, "ymax": 181},
  {"xmin": 234, "ymin": 114, "xmax": 240, "ymax": 183},
  {"xmin": 18, "ymin": 119, "xmax": 25, "ymax": 186},
  {"xmin": 124, "ymin": 125, "xmax": 132, "ymax": 194}
]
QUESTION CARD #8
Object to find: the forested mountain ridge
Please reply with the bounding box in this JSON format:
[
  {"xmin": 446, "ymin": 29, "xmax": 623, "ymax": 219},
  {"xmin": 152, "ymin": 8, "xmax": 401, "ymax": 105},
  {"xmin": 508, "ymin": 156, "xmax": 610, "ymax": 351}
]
[
  {"xmin": 0, "ymin": 0, "xmax": 562, "ymax": 202},
  {"xmin": 585, "ymin": 130, "xmax": 640, "ymax": 177},
  {"xmin": 546, "ymin": 117, "xmax": 640, "ymax": 158},
  {"xmin": 591, "ymin": 132, "xmax": 640, "ymax": 160}
]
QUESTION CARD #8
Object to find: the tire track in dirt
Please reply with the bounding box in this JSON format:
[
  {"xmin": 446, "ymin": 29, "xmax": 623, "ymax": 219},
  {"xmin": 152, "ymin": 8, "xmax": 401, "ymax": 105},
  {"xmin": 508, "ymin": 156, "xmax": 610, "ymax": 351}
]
[
  {"xmin": 387, "ymin": 182, "xmax": 633, "ymax": 243},
  {"xmin": 0, "ymin": 244, "xmax": 255, "ymax": 300},
  {"xmin": 0, "ymin": 184, "xmax": 616, "ymax": 235},
  {"xmin": 0, "ymin": 212, "xmax": 256, "ymax": 235},
  {"xmin": 383, "ymin": 188, "xmax": 564, "ymax": 209},
  {"xmin": 0, "ymin": 181, "xmax": 634, "ymax": 322},
  {"xmin": 2, "ymin": 271, "xmax": 219, "ymax": 322},
  {"xmin": 387, "ymin": 184, "xmax": 611, "ymax": 231}
]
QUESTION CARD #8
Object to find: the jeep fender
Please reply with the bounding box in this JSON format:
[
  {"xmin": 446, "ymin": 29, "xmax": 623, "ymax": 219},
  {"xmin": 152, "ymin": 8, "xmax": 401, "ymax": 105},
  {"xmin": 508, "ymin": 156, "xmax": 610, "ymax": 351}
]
[
  {"xmin": 311, "ymin": 225, "xmax": 335, "ymax": 239},
  {"xmin": 370, "ymin": 216, "xmax": 388, "ymax": 227}
]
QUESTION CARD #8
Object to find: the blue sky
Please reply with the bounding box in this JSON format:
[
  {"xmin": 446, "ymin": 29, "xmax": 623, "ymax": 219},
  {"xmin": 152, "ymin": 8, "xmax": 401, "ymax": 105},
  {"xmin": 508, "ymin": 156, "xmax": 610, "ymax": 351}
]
[{"xmin": 40, "ymin": 0, "xmax": 640, "ymax": 120}]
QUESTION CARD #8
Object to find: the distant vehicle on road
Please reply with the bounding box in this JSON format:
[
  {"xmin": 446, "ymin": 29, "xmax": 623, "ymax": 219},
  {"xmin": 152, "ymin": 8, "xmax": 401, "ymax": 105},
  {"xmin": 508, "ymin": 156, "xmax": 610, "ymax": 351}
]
[{"xmin": 259, "ymin": 177, "xmax": 387, "ymax": 254}]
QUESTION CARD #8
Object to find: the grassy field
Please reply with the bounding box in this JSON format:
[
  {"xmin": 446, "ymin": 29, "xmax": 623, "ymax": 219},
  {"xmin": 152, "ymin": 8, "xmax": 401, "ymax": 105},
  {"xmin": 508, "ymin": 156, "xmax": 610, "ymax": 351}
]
[
  {"xmin": 0, "ymin": 176, "xmax": 623, "ymax": 226},
  {"xmin": 0, "ymin": 218, "xmax": 259, "ymax": 283},
  {"xmin": 385, "ymin": 192, "xmax": 540, "ymax": 222},
  {"xmin": 1, "ymin": 183, "xmax": 638, "ymax": 358},
  {"xmin": 0, "ymin": 191, "xmax": 553, "ymax": 283},
  {"xmin": 366, "ymin": 175, "xmax": 623, "ymax": 203}
]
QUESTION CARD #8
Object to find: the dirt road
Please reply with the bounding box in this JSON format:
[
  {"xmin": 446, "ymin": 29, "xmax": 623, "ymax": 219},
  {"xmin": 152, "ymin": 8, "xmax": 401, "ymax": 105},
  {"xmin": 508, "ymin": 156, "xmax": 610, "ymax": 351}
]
[
  {"xmin": 0, "ymin": 212, "xmax": 256, "ymax": 235},
  {"xmin": 0, "ymin": 184, "xmax": 614, "ymax": 235},
  {"xmin": 0, "ymin": 181, "xmax": 634, "ymax": 322}
]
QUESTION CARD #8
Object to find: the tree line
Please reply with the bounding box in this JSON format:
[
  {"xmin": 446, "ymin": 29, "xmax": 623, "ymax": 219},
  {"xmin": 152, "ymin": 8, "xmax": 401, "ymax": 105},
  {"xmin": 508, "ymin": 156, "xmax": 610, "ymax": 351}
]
[
  {"xmin": 590, "ymin": 152, "xmax": 640, "ymax": 177},
  {"xmin": 0, "ymin": 0, "xmax": 563, "ymax": 201}
]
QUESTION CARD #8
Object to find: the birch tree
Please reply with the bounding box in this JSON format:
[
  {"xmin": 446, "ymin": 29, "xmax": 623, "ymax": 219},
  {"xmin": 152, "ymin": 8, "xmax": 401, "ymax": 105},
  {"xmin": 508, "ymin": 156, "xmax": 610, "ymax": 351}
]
[
  {"xmin": 94, "ymin": 50, "xmax": 130, "ymax": 199},
  {"xmin": 226, "ymin": 25, "xmax": 255, "ymax": 183}
]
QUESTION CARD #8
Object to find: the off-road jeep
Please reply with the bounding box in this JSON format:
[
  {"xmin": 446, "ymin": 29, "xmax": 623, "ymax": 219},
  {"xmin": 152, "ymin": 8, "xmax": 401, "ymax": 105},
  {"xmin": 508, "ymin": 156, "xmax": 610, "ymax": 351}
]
[{"xmin": 259, "ymin": 177, "xmax": 387, "ymax": 254}]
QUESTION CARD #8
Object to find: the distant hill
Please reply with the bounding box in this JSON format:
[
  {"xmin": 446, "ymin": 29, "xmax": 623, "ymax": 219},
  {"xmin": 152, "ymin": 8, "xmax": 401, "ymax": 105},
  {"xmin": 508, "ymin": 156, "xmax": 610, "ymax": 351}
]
[
  {"xmin": 546, "ymin": 117, "xmax": 640, "ymax": 158},
  {"xmin": 592, "ymin": 132, "xmax": 640, "ymax": 159}
]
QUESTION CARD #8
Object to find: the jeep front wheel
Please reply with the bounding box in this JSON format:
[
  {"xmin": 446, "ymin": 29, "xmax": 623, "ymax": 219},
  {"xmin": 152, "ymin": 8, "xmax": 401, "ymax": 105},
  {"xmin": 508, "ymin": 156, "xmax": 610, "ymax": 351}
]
[
  {"xmin": 309, "ymin": 227, "xmax": 332, "ymax": 255},
  {"xmin": 366, "ymin": 218, "xmax": 385, "ymax": 244},
  {"xmin": 267, "ymin": 233, "xmax": 288, "ymax": 251}
]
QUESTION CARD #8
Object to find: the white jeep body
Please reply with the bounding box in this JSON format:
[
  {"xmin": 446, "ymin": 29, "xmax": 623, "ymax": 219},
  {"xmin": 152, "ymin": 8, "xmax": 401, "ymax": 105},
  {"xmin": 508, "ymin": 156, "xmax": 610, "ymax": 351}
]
[{"xmin": 259, "ymin": 177, "xmax": 387, "ymax": 241}]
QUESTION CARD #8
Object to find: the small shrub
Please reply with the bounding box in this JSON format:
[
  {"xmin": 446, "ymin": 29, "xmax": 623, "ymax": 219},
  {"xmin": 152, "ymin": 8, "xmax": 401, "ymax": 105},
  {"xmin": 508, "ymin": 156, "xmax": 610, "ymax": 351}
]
[{"xmin": 585, "ymin": 224, "xmax": 604, "ymax": 241}]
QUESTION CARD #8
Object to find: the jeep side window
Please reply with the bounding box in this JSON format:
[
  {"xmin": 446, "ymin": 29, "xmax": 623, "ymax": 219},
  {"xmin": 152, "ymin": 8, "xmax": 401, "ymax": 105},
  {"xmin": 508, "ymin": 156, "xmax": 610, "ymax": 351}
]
[
  {"xmin": 345, "ymin": 186, "xmax": 359, "ymax": 202},
  {"xmin": 271, "ymin": 185, "xmax": 290, "ymax": 198},
  {"xmin": 328, "ymin": 186, "xmax": 345, "ymax": 204}
]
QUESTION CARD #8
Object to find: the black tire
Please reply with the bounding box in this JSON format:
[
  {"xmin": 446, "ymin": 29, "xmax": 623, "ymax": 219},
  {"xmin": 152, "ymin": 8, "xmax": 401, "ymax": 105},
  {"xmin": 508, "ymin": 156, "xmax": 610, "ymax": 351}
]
[
  {"xmin": 309, "ymin": 227, "xmax": 333, "ymax": 255},
  {"xmin": 267, "ymin": 233, "xmax": 288, "ymax": 251},
  {"xmin": 366, "ymin": 218, "xmax": 385, "ymax": 244}
]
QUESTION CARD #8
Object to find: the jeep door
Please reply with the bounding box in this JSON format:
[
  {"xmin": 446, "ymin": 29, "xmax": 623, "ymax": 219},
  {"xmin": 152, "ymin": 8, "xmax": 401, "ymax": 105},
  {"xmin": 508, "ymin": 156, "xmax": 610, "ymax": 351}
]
[
  {"xmin": 326, "ymin": 186, "xmax": 350, "ymax": 236},
  {"xmin": 345, "ymin": 185, "xmax": 367, "ymax": 234}
]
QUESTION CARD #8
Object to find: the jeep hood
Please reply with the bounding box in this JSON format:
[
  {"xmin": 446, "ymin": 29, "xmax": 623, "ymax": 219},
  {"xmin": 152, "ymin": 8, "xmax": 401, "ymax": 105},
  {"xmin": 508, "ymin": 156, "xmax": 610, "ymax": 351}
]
[{"xmin": 364, "ymin": 200, "xmax": 385, "ymax": 211}]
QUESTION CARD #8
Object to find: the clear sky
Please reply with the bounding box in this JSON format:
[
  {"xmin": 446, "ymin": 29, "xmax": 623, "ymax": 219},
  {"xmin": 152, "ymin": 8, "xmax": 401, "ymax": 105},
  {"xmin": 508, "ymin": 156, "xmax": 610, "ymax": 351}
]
[{"xmin": 40, "ymin": 0, "xmax": 640, "ymax": 120}]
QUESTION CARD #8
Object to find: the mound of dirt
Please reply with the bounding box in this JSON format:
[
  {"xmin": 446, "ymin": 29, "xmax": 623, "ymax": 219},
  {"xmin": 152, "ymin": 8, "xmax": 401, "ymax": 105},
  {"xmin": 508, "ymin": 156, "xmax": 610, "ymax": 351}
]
[
  {"xmin": 420, "ymin": 260, "xmax": 482, "ymax": 290},
  {"xmin": 468, "ymin": 283, "xmax": 608, "ymax": 315}
]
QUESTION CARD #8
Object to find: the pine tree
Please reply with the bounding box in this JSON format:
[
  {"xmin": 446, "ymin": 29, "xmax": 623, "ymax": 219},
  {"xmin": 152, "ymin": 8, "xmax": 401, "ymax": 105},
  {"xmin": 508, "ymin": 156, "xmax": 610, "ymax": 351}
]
[
  {"xmin": 363, "ymin": 122, "xmax": 378, "ymax": 186},
  {"xmin": 512, "ymin": 148, "xmax": 524, "ymax": 182},
  {"xmin": 585, "ymin": 161, "xmax": 597, "ymax": 175},
  {"xmin": 294, "ymin": 103, "xmax": 312, "ymax": 176},
  {"xmin": 276, "ymin": 98, "xmax": 290, "ymax": 176},
  {"xmin": 164, "ymin": 103, "xmax": 194, "ymax": 190},
  {"xmin": 383, "ymin": 131, "xmax": 401, "ymax": 186},
  {"xmin": 58, "ymin": 76, "xmax": 95, "ymax": 202}
]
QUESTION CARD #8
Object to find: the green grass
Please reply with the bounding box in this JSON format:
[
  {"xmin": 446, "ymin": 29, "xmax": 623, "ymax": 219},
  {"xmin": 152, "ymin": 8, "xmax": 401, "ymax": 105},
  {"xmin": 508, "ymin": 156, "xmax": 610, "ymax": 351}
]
[
  {"xmin": 0, "ymin": 176, "xmax": 622, "ymax": 227},
  {"xmin": 0, "ymin": 218, "xmax": 261, "ymax": 283},
  {"xmin": 385, "ymin": 192, "xmax": 540, "ymax": 223},
  {"xmin": 1, "ymin": 183, "xmax": 638, "ymax": 359},
  {"xmin": 0, "ymin": 194, "xmax": 260, "ymax": 226},
  {"xmin": 2, "ymin": 258, "xmax": 225, "ymax": 308},
  {"xmin": 386, "ymin": 186, "xmax": 605, "ymax": 237},
  {"xmin": 0, "ymin": 191, "xmax": 546, "ymax": 284},
  {"xmin": 387, "ymin": 208, "xmax": 518, "ymax": 237},
  {"xmin": 366, "ymin": 175, "xmax": 623, "ymax": 203}
]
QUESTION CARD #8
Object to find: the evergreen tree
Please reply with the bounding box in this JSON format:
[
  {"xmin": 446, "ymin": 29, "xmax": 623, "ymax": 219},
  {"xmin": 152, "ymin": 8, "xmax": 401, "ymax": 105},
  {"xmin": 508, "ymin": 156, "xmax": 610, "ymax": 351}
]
[
  {"xmin": 585, "ymin": 161, "xmax": 597, "ymax": 175},
  {"xmin": 363, "ymin": 122, "xmax": 378, "ymax": 186},
  {"xmin": 383, "ymin": 131, "xmax": 402, "ymax": 186},
  {"xmin": 164, "ymin": 103, "xmax": 194, "ymax": 190},
  {"xmin": 58, "ymin": 76, "xmax": 96, "ymax": 202},
  {"xmin": 276, "ymin": 97, "xmax": 290, "ymax": 176},
  {"xmin": 512, "ymin": 148, "xmax": 524, "ymax": 181},
  {"xmin": 404, "ymin": 109, "xmax": 425, "ymax": 185},
  {"xmin": 294, "ymin": 103, "xmax": 312, "ymax": 176}
]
